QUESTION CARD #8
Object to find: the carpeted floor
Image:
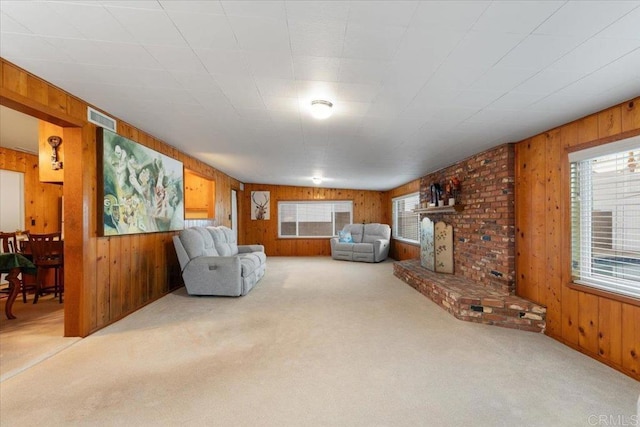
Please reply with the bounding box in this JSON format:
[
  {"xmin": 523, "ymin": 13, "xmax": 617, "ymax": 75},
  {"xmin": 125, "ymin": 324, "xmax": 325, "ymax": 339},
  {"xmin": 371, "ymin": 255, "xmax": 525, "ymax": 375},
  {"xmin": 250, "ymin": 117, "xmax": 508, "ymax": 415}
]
[
  {"xmin": 0, "ymin": 257, "xmax": 638, "ymax": 426},
  {"xmin": 0, "ymin": 293, "xmax": 78, "ymax": 382}
]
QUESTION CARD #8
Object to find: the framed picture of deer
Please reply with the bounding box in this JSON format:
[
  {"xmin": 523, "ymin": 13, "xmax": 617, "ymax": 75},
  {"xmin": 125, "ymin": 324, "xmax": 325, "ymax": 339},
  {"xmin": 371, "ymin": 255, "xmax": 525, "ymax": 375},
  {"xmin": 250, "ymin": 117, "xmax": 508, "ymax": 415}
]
[{"xmin": 251, "ymin": 191, "xmax": 270, "ymax": 220}]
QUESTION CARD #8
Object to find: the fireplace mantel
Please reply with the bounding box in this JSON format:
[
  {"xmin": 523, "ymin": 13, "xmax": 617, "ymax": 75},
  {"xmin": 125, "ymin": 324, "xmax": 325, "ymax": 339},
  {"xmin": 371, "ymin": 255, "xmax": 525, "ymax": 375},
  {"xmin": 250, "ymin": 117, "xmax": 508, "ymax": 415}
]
[{"xmin": 413, "ymin": 204, "xmax": 464, "ymax": 214}]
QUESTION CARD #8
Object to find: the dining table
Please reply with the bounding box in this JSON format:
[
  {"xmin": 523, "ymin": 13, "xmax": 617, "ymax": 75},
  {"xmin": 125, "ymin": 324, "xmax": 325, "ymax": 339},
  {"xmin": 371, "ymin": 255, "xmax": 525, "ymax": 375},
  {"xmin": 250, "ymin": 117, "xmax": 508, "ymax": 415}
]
[{"xmin": 0, "ymin": 252, "xmax": 36, "ymax": 320}]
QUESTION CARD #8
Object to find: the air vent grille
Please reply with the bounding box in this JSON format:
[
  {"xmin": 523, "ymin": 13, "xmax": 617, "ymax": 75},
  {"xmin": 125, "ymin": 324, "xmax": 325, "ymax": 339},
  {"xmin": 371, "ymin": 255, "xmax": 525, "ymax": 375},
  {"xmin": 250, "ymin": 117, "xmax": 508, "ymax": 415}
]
[{"xmin": 87, "ymin": 106, "xmax": 117, "ymax": 132}]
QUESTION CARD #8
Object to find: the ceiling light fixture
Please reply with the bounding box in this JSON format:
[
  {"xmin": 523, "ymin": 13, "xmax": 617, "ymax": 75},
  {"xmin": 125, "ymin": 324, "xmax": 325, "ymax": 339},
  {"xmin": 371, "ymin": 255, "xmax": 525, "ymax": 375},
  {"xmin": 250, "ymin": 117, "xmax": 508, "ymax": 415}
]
[
  {"xmin": 310, "ymin": 100, "xmax": 333, "ymax": 120},
  {"xmin": 312, "ymin": 176, "xmax": 323, "ymax": 185}
]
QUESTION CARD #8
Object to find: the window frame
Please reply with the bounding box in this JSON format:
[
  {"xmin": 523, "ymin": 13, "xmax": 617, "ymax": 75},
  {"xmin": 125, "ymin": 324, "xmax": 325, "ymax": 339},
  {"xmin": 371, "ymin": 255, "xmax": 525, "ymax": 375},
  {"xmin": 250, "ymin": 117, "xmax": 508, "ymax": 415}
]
[
  {"xmin": 569, "ymin": 136, "xmax": 640, "ymax": 302},
  {"xmin": 392, "ymin": 192, "xmax": 420, "ymax": 245},
  {"xmin": 277, "ymin": 200, "xmax": 353, "ymax": 239}
]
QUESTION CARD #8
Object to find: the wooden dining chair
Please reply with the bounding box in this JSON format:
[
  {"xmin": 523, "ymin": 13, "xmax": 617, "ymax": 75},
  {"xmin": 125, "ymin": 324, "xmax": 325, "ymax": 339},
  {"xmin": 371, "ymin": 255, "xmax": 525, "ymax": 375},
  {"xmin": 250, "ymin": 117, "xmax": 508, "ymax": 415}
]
[
  {"xmin": 0, "ymin": 231, "xmax": 36, "ymax": 303},
  {"xmin": 28, "ymin": 232, "xmax": 64, "ymax": 304},
  {"xmin": 0, "ymin": 232, "xmax": 18, "ymax": 253}
]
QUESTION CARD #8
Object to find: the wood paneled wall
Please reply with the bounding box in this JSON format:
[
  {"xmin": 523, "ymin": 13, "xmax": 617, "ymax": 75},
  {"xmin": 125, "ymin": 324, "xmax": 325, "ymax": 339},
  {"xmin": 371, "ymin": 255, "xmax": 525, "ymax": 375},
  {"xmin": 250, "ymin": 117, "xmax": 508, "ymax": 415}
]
[
  {"xmin": 1, "ymin": 58, "xmax": 242, "ymax": 337},
  {"xmin": 515, "ymin": 96, "xmax": 640, "ymax": 380},
  {"xmin": 0, "ymin": 147, "xmax": 62, "ymax": 233},
  {"xmin": 386, "ymin": 178, "xmax": 420, "ymax": 261},
  {"xmin": 242, "ymin": 184, "xmax": 385, "ymax": 256}
]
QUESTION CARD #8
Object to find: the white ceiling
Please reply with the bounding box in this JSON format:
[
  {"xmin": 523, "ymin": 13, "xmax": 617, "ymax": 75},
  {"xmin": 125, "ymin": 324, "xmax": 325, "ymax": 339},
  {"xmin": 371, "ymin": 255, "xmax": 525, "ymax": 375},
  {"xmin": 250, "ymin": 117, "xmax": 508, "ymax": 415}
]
[{"xmin": 1, "ymin": 1, "xmax": 640, "ymax": 190}]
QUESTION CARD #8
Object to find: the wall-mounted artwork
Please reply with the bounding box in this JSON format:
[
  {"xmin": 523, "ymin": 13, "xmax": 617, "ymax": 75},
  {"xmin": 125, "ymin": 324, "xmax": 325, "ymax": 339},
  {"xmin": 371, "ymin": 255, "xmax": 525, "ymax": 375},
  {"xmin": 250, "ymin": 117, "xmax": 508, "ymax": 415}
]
[
  {"xmin": 98, "ymin": 128, "xmax": 184, "ymax": 236},
  {"xmin": 251, "ymin": 191, "xmax": 270, "ymax": 220}
]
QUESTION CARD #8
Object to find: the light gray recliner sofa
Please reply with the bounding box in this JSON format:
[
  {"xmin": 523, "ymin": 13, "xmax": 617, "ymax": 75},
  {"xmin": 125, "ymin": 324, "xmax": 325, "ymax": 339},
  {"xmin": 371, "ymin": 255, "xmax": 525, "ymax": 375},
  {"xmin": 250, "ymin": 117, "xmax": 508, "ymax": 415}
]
[
  {"xmin": 173, "ymin": 226, "xmax": 266, "ymax": 296},
  {"xmin": 330, "ymin": 223, "xmax": 391, "ymax": 263}
]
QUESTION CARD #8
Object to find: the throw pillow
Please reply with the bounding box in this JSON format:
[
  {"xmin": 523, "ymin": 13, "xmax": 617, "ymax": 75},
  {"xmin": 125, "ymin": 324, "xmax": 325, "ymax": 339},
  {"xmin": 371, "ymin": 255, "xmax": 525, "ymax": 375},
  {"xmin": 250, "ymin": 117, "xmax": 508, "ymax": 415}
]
[{"xmin": 338, "ymin": 230, "xmax": 353, "ymax": 243}]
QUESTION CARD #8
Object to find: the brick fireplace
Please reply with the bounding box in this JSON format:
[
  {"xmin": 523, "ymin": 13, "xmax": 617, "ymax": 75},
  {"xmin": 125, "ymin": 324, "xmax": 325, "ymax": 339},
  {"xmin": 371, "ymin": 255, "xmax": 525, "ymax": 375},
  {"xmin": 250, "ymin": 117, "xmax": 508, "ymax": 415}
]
[{"xmin": 393, "ymin": 143, "xmax": 546, "ymax": 332}]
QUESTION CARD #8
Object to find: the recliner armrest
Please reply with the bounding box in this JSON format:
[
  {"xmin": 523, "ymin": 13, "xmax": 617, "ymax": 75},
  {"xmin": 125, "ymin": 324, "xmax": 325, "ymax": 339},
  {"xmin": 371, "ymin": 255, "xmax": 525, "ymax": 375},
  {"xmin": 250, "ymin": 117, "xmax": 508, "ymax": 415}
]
[{"xmin": 238, "ymin": 244, "xmax": 265, "ymax": 253}]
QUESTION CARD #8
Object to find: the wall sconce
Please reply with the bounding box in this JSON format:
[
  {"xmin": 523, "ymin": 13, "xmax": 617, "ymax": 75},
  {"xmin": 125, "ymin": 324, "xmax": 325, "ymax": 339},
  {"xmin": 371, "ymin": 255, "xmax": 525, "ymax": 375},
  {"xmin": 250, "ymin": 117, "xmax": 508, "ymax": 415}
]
[{"xmin": 48, "ymin": 135, "xmax": 63, "ymax": 170}]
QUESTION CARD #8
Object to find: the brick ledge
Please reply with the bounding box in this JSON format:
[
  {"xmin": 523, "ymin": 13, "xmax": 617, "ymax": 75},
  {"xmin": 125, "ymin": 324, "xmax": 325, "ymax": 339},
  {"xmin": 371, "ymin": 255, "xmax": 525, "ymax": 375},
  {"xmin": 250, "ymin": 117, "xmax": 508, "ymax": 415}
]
[{"xmin": 394, "ymin": 259, "xmax": 546, "ymax": 333}]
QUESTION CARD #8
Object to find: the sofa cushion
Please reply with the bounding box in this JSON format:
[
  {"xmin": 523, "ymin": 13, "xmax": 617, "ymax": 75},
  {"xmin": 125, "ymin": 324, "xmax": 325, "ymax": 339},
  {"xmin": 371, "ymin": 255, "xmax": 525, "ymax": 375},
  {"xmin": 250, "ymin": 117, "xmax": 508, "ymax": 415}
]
[
  {"xmin": 363, "ymin": 223, "xmax": 391, "ymax": 243},
  {"xmin": 343, "ymin": 224, "xmax": 364, "ymax": 243},
  {"xmin": 353, "ymin": 243, "xmax": 374, "ymax": 253},
  {"xmin": 334, "ymin": 242, "xmax": 355, "ymax": 251},
  {"xmin": 208, "ymin": 226, "xmax": 239, "ymax": 256},
  {"xmin": 338, "ymin": 230, "xmax": 353, "ymax": 243},
  {"xmin": 180, "ymin": 227, "xmax": 219, "ymax": 259}
]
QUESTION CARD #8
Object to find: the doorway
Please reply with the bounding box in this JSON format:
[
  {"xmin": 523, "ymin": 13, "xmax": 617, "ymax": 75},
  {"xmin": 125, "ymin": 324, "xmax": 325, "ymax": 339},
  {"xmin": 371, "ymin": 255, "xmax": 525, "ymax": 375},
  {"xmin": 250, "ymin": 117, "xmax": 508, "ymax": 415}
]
[{"xmin": 231, "ymin": 189, "xmax": 238, "ymax": 240}]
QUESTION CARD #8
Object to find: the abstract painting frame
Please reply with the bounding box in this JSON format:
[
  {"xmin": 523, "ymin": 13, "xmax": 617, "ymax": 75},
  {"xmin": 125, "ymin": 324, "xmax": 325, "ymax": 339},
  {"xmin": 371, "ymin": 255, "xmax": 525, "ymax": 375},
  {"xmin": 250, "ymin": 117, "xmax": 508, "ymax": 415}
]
[{"xmin": 98, "ymin": 128, "xmax": 184, "ymax": 236}]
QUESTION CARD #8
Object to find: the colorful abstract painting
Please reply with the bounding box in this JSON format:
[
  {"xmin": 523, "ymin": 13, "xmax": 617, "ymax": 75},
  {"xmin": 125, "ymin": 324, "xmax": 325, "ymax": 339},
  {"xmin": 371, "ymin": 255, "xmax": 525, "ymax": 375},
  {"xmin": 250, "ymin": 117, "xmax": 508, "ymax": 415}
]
[{"xmin": 99, "ymin": 129, "xmax": 184, "ymax": 235}]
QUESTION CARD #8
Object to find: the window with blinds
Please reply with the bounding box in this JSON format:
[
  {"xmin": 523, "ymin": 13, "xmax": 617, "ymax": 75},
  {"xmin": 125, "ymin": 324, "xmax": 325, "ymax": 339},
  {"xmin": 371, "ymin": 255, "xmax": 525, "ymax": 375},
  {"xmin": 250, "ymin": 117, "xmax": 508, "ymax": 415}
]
[
  {"xmin": 392, "ymin": 193, "xmax": 420, "ymax": 244},
  {"xmin": 569, "ymin": 138, "xmax": 640, "ymax": 300},
  {"xmin": 278, "ymin": 201, "xmax": 353, "ymax": 238}
]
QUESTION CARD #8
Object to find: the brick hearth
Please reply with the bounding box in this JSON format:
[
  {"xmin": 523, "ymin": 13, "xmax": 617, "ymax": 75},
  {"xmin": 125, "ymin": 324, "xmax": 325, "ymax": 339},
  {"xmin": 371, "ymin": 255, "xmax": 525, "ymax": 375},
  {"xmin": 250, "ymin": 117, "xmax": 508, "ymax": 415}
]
[{"xmin": 394, "ymin": 259, "xmax": 546, "ymax": 333}]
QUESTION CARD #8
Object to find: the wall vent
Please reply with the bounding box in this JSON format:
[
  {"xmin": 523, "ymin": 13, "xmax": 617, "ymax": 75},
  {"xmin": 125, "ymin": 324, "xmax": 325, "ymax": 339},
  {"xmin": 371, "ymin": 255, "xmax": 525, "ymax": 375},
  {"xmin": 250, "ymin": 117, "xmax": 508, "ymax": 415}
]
[{"xmin": 87, "ymin": 106, "xmax": 117, "ymax": 132}]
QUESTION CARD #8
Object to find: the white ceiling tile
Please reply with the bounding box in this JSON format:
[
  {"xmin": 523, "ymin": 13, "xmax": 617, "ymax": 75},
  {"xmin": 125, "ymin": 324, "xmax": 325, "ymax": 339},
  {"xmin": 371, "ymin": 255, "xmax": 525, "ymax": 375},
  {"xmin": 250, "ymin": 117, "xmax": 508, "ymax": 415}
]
[
  {"xmin": 597, "ymin": 6, "xmax": 640, "ymax": 39},
  {"xmin": 488, "ymin": 91, "xmax": 544, "ymax": 110},
  {"xmin": 0, "ymin": 1, "xmax": 84, "ymax": 38},
  {"xmin": 446, "ymin": 31, "xmax": 527, "ymax": 68},
  {"xmin": 214, "ymin": 75, "xmax": 264, "ymax": 109},
  {"xmin": 512, "ymin": 69, "xmax": 588, "ymax": 97},
  {"xmin": 550, "ymin": 37, "xmax": 640, "ymax": 73},
  {"xmin": 107, "ymin": 6, "xmax": 186, "ymax": 45},
  {"xmin": 0, "ymin": 33, "xmax": 70, "ymax": 62},
  {"xmin": 343, "ymin": 24, "xmax": 406, "ymax": 60},
  {"xmin": 159, "ymin": 1, "xmax": 224, "ymax": 14},
  {"xmin": 284, "ymin": 1, "xmax": 349, "ymax": 23},
  {"xmin": 167, "ymin": 11, "xmax": 237, "ymax": 49},
  {"xmin": 292, "ymin": 56, "xmax": 340, "ymax": 81},
  {"xmin": 468, "ymin": 67, "xmax": 538, "ymax": 92},
  {"xmin": 170, "ymin": 71, "xmax": 223, "ymax": 93},
  {"xmin": 454, "ymin": 90, "xmax": 505, "ymax": 109},
  {"xmin": 427, "ymin": 63, "xmax": 489, "ymax": 91},
  {"xmin": 145, "ymin": 45, "xmax": 208, "ymax": 73},
  {"xmin": 472, "ymin": 1, "xmax": 563, "ymax": 34},
  {"xmin": 2, "ymin": 0, "xmax": 640, "ymax": 191},
  {"xmin": 221, "ymin": 1, "xmax": 286, "ymax": 19},
  {"xmin": 289, "ymin": 21, "xmax": 346, "ymax": 57},
  {"xmin": 348, "ymin": 1, "xmax": 418, "ymax": 27},
  {"xmin": 534, "ymin": 1, "xmax": 639, "ymax": 37},
  {"xmin": 0, "ymin": 11, "xmax": 32, "ymax": 34},
  {"xmin": 43, "ymin": 2, "xmax": 134, "ymax": 43},
  {"xmin": 100, "ymin": 1, "xmax": 164, "ymax": 10},
  {"xmin": 336, "ymin": 82, "xmax": 379, "ymax": 103},
  {"xmin": 263, "ymin": 96, "xmax": 299, "ymax": 113},
  {"xmin": 228, "ymin": 15, "xmax": 290, "ymax": 52},
  {"xmin": 195, "ymin": 48, "xmax": 251, "ymax": 76},
  {"xmin": 245, "ymin": 50, "xmax": 294, "ymax": 79},
  {"xmin": 95, "ymin": 41, "xmax": 162, "ymax": 69},
  {"xmin": 338, "ymin": 58, "xmax": 391, "ymax": 85},
  {"xmin": 255, "ymin": 78, "xmax": 298, "ymax": 98},
  {"xmin": 496, "ymin": 34, "xmax": 584, "ymax": 69},
  {"xmin": 412, "ymin": 1, "xmax": 491, "ymax": 30}
]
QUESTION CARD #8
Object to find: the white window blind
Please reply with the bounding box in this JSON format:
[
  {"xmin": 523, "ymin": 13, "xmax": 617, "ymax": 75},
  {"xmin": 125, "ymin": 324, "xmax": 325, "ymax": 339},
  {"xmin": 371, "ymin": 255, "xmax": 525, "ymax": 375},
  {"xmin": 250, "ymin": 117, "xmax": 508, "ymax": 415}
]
[
  {"xmin": 278, "ymin": 201, "xmax": 353, "ymax": 238},
  {"xmin": 570, "ymin": 143, "xmax": 640, "ymax": 300},
  {"xmin": 392, "ymin": 193, "xmax": 420, "ymax": 244}
]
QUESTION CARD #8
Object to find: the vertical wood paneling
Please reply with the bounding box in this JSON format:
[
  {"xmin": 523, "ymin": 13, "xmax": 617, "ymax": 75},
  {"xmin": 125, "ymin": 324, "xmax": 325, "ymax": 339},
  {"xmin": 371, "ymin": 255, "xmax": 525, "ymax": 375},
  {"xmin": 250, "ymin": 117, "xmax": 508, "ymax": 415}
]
[
  {"xmin": 544, "ymin": 130, "xmax": 562, "ymax": 337},
  {"xmin": 621, "ymin": 304, "xmax": 640, "ymax": 376},
  {"xmin": 242, "ymin": 183, "xmax": 385, "ymax": 256},
  {"xmin": 578, "ymin": 292, "xmax": 599, "ymax": 355},
  {"xmin": 598, "ymin": 298, "xmax": 622, "ymax": 365},
  {"xmin": 0, "ymin": 147, "xmax": 62, "ymax": 234},
  {"xmin": 2, "ymin": 58, "xmax": 245, "ymax": 336},
  {"xmin": 515, "ymin": 95, "xmax": 640, "ymax": 380}
]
